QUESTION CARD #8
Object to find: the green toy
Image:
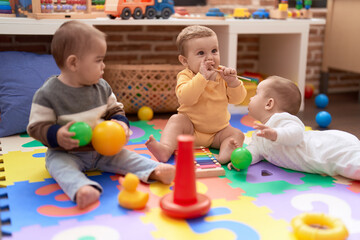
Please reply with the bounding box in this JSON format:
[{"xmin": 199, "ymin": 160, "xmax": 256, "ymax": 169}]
[
  {"xmin": 230, "ymin": 147, "xmax": 252, "ymax": 170},
  {"xmin": 69, "ymin": 122, "xmax": 93, "ymax": 146}
]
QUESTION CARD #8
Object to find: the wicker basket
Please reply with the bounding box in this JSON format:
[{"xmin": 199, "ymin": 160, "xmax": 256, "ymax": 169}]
[{"xmin": 104, "ymin": 64, "xmax": 184, "ymax": 113}]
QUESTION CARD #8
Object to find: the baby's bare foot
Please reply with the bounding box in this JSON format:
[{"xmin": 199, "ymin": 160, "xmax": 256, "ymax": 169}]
[
  {"xmin": 149, "ymin": 164, "xmax": 175, "ymax": 185},
  {"xmin": 145, "ymin": 135, "xmax": 173, "ymax": 162},
  {"xmin": 76, "ymin": 185, "xmax": 100, "ymax": 209},
  {"xmin": 218, "ymin": 138, "xmax": 241, "ymax": 164}
]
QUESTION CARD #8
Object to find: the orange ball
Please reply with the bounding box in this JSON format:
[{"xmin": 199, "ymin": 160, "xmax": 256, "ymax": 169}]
[{"xmin": 92, "ymin": 121, "xmax": 126, "ymax": 156}]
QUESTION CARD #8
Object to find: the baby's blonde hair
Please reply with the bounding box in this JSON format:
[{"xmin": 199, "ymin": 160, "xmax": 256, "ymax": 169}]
[
  {"xmin": 51, "ymin": 20, "xmax": 106, "ymax": 69},
  {"xmin": 176, "ymin": 25, "xmax": 216, "ymax": 56},
  {"xmin": 264, "ymin": 76, "xmax": 301, "ymax": 115}
]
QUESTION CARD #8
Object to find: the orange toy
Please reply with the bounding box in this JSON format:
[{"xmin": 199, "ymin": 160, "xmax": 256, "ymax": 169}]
[
  {"xmin": 118, "ymin": 173, "xmax": 149, "ymax": 210},
  {"xmin": 92, "ymin": 121, "xmax": 126, "ymax": 156}
]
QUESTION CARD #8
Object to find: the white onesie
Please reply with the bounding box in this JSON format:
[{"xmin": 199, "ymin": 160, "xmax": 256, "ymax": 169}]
[{"xmin": 247, "ymin": 112, "xmax": 360, "ymax": 180}]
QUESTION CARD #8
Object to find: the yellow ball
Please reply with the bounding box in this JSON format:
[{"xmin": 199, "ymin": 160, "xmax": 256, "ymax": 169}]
[
  {"xmin": 92, "ymin": 121, "xmax": 126, "ymax": 156},
  {"xmin": 137, "ymin": 106, "xmax": 153, "ymax": 121}
]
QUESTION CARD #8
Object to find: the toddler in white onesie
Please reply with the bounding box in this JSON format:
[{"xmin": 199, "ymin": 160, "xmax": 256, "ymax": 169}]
[{"xmin": 228, "ymin": 76, "xmax": 360, "ymax": 180}]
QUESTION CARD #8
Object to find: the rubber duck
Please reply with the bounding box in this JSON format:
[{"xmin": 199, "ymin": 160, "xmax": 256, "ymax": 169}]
[{"xmin": 118, "ymin": 173, "xmax": 149, "ymax": 210}]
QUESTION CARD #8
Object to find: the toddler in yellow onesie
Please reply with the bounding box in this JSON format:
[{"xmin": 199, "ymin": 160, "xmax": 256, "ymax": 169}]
[{"xmin": 146, "ymin": 25, "xmax": 247, "ymax": 164}]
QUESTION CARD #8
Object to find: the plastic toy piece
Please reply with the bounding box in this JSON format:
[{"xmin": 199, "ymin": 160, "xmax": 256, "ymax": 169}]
[
  {"xmin": 291, "ymin": 213, "xmax": 348, "ymax": 240},
  {"xmin": 205, "ymin": 8, "xmax": 224, "ymax": 17},
  {"xmin": 316, "ymin": 111, "xmax": 332, "ymax": 128},
  {"xmin": 118, "ymin": 173, "xmax": 149, "ymax": 210},
  {"xmin": 230, "ymin": 147, "xmax": 252, "ymax": 170},
  {"xmin": 233, "ymin": 8, "xmax": 251, "ymax": 19},
  {"xmin": 69, "ymin": 122, "xmax": 92, "ymax": 146},
  {"xmin": 104, "ymin": 0, "xmax": 174, "ymax": 20},
  {"xmin": 304, "ymin": 84, "xmax": 314, "ymax": 99},
  {"xmin": 92, "ymin": 121, "xmax": 126, "ymax": 156},
  {"xmin": 315, "ymin": 94, "xmax": 329, "ymax": 108},
  {"xmin": 252, "ymin": 8, "xmax": 269, "ymax": 19},
  {"xmin": 160, "ymin": 135, "xmax": 211, "ymax": 219},
  {"xmin": 138, "ymin": 106, "xmax": 154, "ymax": 121}
]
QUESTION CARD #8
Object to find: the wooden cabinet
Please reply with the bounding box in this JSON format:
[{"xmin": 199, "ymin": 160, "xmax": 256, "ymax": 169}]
[{"xmin": 320, "ymin": 0, "xmax": 360, "ymax": 97}]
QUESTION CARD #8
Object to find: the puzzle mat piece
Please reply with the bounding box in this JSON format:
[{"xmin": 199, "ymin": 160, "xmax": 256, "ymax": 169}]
[
  {"xmin": 225, "ymin": 160, "xmax": 335, "ymax": 197},
  {"xmin": 4, "ymin": 213, "xmax": 155, "ymax": 240},
  {"xmin": 255, "ymin": 185, "xmax": 360, "ymax": 240},
  {"xmin": 141, "ymin": 197, "xmax": 296, "ymax": 240},
  {"xmin": 0, "ymin": 149, "xmax": 52, "ymax": 186},
  {"xmin": 0, "ymin": 173, "xmax": 133, "ymax": 234},
  {"xmin": 128, "ymin": 120, "xmax": 161, "ymax": 144},
  {"xmin": 229, "ymin": 114, "xmax": 256, "ymax": 134},
  {"xmin": 0, "ymin": 134, "xmax": 46, "ymax": 154}
]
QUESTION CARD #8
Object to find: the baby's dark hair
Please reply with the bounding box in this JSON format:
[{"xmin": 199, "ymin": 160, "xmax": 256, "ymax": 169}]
[
  {"xmin": 176, "ymin": 25, "xmax": 216, "ymax": 56},
  {"xmin": 51, "ymin": 20, "xmax": 106, "ymax": 69},
  {"xmin": 264, "ymin": 76, "xmax": 302, "ymax": 115}
]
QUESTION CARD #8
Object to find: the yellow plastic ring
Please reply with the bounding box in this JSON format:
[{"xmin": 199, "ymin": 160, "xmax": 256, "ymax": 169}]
[{"xmin": 291, "ymin": 213, "xmax": 348, "ymax": 240}]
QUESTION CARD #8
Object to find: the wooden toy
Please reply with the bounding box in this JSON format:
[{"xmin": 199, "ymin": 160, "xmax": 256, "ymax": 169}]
[
  {"xmin": 233, "ymin": 8, "xmax": 251, "ymax": 19},
  {"xmin": 291, "ymin": 213, "xmax": 348, "ymax": 240},
  {"xmin": 160, "ymin": 135, "xmax": 211, "ymax": 219},
  {"xmin": 0, "ymin": 0, "xmax": 15, "ymax": 17},
  {"xmin": 28, "ymin": 0, "xmax": 106, "ymax": 19},
  {"xmin": 118, "ymin": 173, "xmax": 149, "ymax": 210},
  {"xmin": 104, "ymin": 0, "xmax": 174, "ymax": 20},
  {"xmin": 193, "ymin": 147, "xmax": 225, "ymax": 178},
  {"xmin": 92, "ymin": 121, "xmax": 126, "ymax": 156},
  {"xmin": 270, "ymin": 0, "xmax": 288, "ymax": 20}
]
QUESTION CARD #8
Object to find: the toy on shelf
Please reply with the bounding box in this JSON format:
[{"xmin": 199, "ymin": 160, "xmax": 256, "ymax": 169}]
[
  {"xmin": 252, "ymin": 8, "xmax": 269, "ymax": 19},
  {"xmin": 172, "ymin": 7, "xmax": 225, "ymax": 20},
  {"xmin": 118, "ymin": 173, "xmax": 149, "ymax": 210},
  {"xmin": 205, "ymin": 7, "xmax": 224, "ymax": 18},
  {"xmin": 233, "ymin": 8, "xmax": 251, "ymax": 19},
  {"xmin": 160, "ymin": 135, "xmax": 211, "ymax": 219},
  {"xmin": 289, "ymin": 0, "xmax": 312, "ymax": 19},
  {"xmin": 104, "ymin": 0, "xmax": 174, "ymax": 20},
  {"xmin": 0, "ymin": 0, "xmax": 15, "ymax": 17},
  {"xmin": 92, "ymin": 120, "xmax": 126, "ymax": 156},
  {"xmin": 291, "ymin": 213, "xmax": 348, "ymax": 240},
  {"xmin": 25, "ymin": 0, "xmax": 106, "ymax": 19},
  {"xmin": 270, "ymin": 0, "xmax": 288, "ymax": 20}
]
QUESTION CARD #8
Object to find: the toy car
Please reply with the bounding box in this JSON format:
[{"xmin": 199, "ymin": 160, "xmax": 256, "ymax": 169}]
[
  {"xmin": 233, "ymin": 8, "xmax": 251, "ymax": 19},
  {"xmin": 252, "ymin": 8, "xmax": 269, "ymax": 19},
  {"xmin": 175, "ymin": 7, "xmax": 189, "ymax": 16},
  {"xmin": 205, "ymin": 8, "xmax": 224, "ymax": 17}
]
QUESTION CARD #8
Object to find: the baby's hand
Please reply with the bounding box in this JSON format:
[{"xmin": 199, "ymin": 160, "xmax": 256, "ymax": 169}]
[
  {"xmin": 57, "ymin": 121, "xmax": 79, "ymax": 150},
  {"xmin": 111, "ymin": 119, "xmax": 131, "ymax": 144},
  {"xmin": 217, "ymin": 65, "xmax": 240, "ymax": 88},
  {"xmin": 227, "ymin": 162, "xmax": 240, "ymax": 171},
  {"xmin": 199, "ymin": 58, "xmax": 217, "ymax": 81},
  {"xmin": 253, "ymin": 122, "xmax": 277, "ymax": 141}
]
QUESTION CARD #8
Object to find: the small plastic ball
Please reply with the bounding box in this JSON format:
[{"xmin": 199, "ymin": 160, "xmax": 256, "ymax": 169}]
[
  {"xmin": 316, "ymin": 111, "xmax": 332, "ymax": 128},
  {"xmin": 69, "ymin": 122, "xmax": 92, "ymax": 146},
  {"xmin": 92, "ymin": 121, "xmax": 126, "ymax": 156},
  {"xmin": 304, "ymin": 84, "xmax": 314, "ymax": 99},
  {"xmin": 230, "ymin": 147, "xmax": 252, "ymax": 170},
  {"xmin": 315, "ymin": 94, "xmax": 329, "ymax": 108},
  {"xmin": 138, "ymin": 106, "xmax": 153, "ymax": 121}
]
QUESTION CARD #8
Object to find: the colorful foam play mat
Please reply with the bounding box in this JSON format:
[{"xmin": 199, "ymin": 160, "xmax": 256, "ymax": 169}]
[{"xmin": 0, "ymin": 114, "xmax": 359, "ymax": 239}]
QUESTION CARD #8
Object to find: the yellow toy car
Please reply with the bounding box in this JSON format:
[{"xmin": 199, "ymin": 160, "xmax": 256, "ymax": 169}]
[{"xmin": 233, "ymin": 8, "xmax": 251, "ymax": 19}]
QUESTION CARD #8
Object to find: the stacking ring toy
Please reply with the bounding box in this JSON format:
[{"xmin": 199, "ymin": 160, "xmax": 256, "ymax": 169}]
[{"xmin": 291, "ymin": 213, "xmax": 348, "ymax": 240}]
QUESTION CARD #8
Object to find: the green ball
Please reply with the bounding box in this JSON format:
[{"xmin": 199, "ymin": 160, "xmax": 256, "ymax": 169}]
[
  {"xmin": 230, "ymin": 147, "xmax": 252, "ymax": 170},
  {"xmin": 69, "ymin": 122, "xmax": 93, "ymax": 146}
]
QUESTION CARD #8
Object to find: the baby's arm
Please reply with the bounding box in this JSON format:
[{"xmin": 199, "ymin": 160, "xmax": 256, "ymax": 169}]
[{"xmin": 198, "ymin": 58, "xmax": 218, "ymax": 81}]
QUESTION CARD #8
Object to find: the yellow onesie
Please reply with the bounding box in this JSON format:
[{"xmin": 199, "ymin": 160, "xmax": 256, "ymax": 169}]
[{"xmin": 176, "ymin": 68, "xmax": 247, "ymax": 147}]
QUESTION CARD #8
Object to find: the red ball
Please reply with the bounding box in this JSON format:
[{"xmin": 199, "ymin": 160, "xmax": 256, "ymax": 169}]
[{"xmin": 304, "ymin": 84, "xmax": 314, "ymax": 99}]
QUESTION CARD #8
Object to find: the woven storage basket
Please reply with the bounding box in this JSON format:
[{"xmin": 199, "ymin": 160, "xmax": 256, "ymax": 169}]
[{"xmin": 104, "ymin": 64, "xmax": 184, "ymax": 113}]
